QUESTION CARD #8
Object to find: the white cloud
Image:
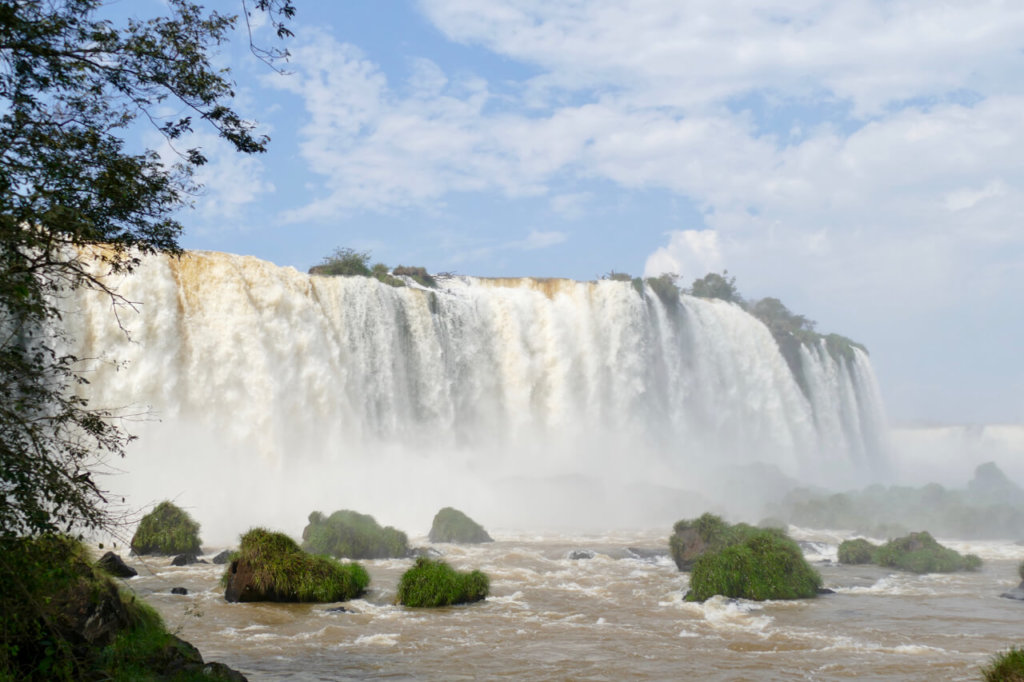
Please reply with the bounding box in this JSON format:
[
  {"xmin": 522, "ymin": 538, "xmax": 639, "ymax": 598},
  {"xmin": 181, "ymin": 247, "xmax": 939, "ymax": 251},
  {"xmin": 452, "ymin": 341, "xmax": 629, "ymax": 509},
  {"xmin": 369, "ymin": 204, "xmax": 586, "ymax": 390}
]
[
  {"xmin": 150, "ymin": 129, "xmax": 274, "ymax": 223},
  {"xmin": 265, "ymin": 7, "xmax": 1024, "ymax": 420},
  {"xmin": 549, "ymin": 192, "xmax": 592, "ymax": 220},
  {"xmin": 517, "ymin": 229, "xmax": 567, "ymax": 250},
  {"xmin": 645, "ymin": 229, "xmax": 723, "ymax": 279},
  {"xmin": 420, "ymin": 0, "xmax": 1024, "ymax": 114}
]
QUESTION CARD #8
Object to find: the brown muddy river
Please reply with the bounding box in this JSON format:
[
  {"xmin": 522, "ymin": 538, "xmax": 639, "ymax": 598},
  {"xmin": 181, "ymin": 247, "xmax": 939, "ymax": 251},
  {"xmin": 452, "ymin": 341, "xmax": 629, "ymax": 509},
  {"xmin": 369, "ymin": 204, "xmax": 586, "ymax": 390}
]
[{"xmin": 116, "ymin": 528, "xmax": 1024, "ymax": 681}]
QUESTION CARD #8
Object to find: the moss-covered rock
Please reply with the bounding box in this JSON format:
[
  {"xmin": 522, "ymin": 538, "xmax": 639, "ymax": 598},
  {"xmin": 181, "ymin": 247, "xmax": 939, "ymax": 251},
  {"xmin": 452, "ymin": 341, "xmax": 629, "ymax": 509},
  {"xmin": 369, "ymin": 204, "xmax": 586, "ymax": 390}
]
[
  {"xmin": 669, "ymin": 512, "xmax": 765, "ymax": 570},
  {"xmin": 428, "ymin": 507, "xmax": 493, "ymax": 544},
  {"xmin": 222, "ymin": 528, "xmax": 369, "ymax": 603},
  {"xmin": 982, "ymin": 646, "xmax": 1024, "ymax": 681},
  {"xmin": 0, "ymin": 535, "xmax": 242, "ymax": 680},
  {"xmin": 130, "ymin": 501, "xmax": 202, "ymax": 556},
  {"xmin": 686, "ymin": 529, "xmax": 822, "ymax": 602},
  {"xmin": 837, "ymin": 538, "xmax": 876, "ymax": 564},
  {"xmin": 302, "ymin": 509, "xmax": 409, "ymax": 559},
  {"xmin": 396, "ymin": 557, "xmax": 489, "ymax": 607},
  {"xmin": 872, "ymin": 531, "xmax": 982, "ymax": 573},
  {"xmin": 837, "ymin": 532, "xmax": 980, "ymax": 573}
]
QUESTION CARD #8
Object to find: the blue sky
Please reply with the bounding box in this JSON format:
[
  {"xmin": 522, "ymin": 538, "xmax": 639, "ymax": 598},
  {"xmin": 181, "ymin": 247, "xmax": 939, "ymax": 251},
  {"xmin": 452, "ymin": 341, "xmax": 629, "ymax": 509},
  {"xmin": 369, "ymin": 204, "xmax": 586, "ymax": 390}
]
[{"xmin": 136, "ymin": 1, "xmax": 1023, "ymax": 426}]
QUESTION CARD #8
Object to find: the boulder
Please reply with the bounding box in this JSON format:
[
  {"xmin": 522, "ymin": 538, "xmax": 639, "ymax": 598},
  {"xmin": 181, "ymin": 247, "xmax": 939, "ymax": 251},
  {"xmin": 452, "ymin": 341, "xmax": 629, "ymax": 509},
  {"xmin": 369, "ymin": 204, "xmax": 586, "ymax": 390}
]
[
  {"xmin": 171, "ymin": 587, "xmax": 188, "ymax": 595},
  {"xmin": 1000, "ymin": 583, "xmax": 1024, "ymax": 601},
  {"xmin": 568, "ymin": 549, "xmax": 595, "ymax": 560},
  {"xmin": 171, "ymin": 553, "xmax": 200, "ymax": 566},
  {"xmin": 302, "ymin": 509, "xmax": 409, "ymax": 559},
  {"xmin": 96, "ymin": 551, "xmax": 137, "ymax": 578},
  {"xmin": 428, "ymin": 507, "xmax": 493, "ymax": 544},
  {"xmin": 212, "ymin": 549, "xmax": 233, "ymax": 564}
]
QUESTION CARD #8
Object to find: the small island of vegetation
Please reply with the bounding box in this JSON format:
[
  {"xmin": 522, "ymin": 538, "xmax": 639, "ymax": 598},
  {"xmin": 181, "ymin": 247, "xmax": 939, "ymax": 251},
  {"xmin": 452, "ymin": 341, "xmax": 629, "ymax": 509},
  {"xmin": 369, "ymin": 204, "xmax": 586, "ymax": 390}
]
[
  {"xmin": 222, "ymin": 528, "xmax": 369, "ymax": 603},
  {"xmin": 396, "ymin": 557, "xmax": 490, "ymax": 607},
  {"xmin": 670, "ymin": 513, "xmax": 822, "ymax": 601},
  {"xmin": 130, "ymin": 500, "xmax": 202, "ymax": 556},
  {"xmin": 837, "ymin": 531, "xmax": 982, "ymax": 574},
  {"xmin": 302, "ymin": 509, "xmax": 410, "ymax": 559}
]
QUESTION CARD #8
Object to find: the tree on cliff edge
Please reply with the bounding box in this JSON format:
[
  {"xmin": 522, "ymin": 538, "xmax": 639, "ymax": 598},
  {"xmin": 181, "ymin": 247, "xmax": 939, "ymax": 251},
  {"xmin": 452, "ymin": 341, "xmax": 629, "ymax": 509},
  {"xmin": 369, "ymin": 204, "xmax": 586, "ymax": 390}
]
[{"xmin": 0, "ymin": 0, "xmax": 294, "ymax": 538}]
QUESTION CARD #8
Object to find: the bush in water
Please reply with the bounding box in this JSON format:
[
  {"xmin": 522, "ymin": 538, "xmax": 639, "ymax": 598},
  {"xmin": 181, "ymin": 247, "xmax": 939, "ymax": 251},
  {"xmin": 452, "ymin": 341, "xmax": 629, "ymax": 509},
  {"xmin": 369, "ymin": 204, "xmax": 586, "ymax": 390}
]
[
  {"xmin": 222, "ymin": 528, "xmax": 369, "ymax": 603},
  {"xmin": 302, "ymin": 509, "xmax": 409, "ymax": 559},
  {"xmin": 670, "ymin": 512, "xmax": 774, "ymax": 570},
  {"xmin": 686, "ymin": 529, "xmax": 822, "ymax": 602},
  {"xmin": 130, "ymin": 501, "xmax": 201, "ymax": 556},
  {"xmin": 982, "ymin": 646, "xmax": 1024, "ymax": 681},
  {"xmin": 871, "ymin": 531, "xmax": 981, "ymax": 574},
  {"xmin": 396, "ymin": 557, "xmax": 489, "ymax": 607},
  {"xmin": 428, "ymin": 507, "xmax": 493, "ymax": 544},
  {"xmin": 837, "ymin": 538, "xmax": 876, "ymax": 564}
]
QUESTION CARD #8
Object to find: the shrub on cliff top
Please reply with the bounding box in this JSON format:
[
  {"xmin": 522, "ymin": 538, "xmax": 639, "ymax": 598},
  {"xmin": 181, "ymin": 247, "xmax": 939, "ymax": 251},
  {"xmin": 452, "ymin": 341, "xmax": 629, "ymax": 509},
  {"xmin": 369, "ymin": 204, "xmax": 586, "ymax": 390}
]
[
  {"xmin": 310, "ymin": 247, "xmax": 372, "ymax": 277},
  {"xmin": 428, "ymin": 507, "xmax": 493, "ymax": 544},
  {"xmin": 222, "ymin": 528, "xmax": 369, "ymax": 602},
  {"xmin": 686, "ymin": 529, "xmax": 822, "ymax": 602},
  {"xmin": 302, "ymin": 509, "xmax": 409, "ymax": 559},
  {"xmin": 130, "ymin": 501, "xmax": 201, "ymax": 556},
  {"xmin": 396, "ymin": 557, "xmax": 489, "ymax": 607},
  {"xmin": 394, "ymin": 265, "xmax": 437, "ymax": 288}
]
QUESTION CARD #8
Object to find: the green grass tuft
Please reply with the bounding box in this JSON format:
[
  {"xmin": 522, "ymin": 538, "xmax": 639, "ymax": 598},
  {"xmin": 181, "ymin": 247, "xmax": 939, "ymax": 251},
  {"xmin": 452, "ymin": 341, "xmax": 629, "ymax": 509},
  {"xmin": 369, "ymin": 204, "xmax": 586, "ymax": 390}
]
[
  {"xmin": 129, "ymin": 501, "xmax": 201, "ymax": 556},
  {"xmin": 302, "ymin": 510, "xmax": 409, "ymax": 559},
  {"xmin": 982, "ymin": 646, "xmax": 1024, "ymax": 681},
  {"xmin": 224, "ymin": 528, "xmax": 369, "ymax": 602},
  {"xmin": 837, "ymin": 538, "xmax": 877, "ymax": 564},
  {"xmin": 396, "ymin": 558, "xmax": 489, "ymax": 608},
  {"xmin": 686, "ymin": 529, "xmax": 822, "ymax": 602}
]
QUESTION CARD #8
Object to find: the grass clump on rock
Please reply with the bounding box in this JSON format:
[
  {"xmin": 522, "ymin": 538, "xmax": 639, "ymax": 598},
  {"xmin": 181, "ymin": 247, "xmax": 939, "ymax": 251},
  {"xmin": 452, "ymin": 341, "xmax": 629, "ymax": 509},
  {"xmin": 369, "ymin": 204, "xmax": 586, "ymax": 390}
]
[
  {"xmin": 302, "ymin": 509, "xmax": 409, "ymax": 559},
  {"xmin": 670, "ymin": 512, "xmax": 765, "ymax": 570},
  {"xmin": 686, "ymin": 529, "xmax": 822, "ymax": 602},
  {"xmin": 837, "ymin": 537, "xmax": 876, "ymax": 564},
  {"xmin": 130, "ymin": 500, "xmax": 201, "ymax": 556},
  {"xmin": 428, "ymin": 507, "xmax": 493, "ymax": 544},
  {"xmin": 837, "ymin": 531, "xmax": 981, "ymax": 573},
  {"xmin": 873, "ymin": 531, "xmax": 981, "ymax": 573},
  {"xmin": 982, "ymin": 647, "xmax": 1024, "ymax": 681},
  {"xmin": 222, "ymin": 528, "xmax": 369, "ymax": 603},
  {"xmin": 396, "ymin": 557, "xmax": 489, "ymax": 607},
  {"xmin": 0, "ymin": 535, "xmax": 242, "ymax": 680}
]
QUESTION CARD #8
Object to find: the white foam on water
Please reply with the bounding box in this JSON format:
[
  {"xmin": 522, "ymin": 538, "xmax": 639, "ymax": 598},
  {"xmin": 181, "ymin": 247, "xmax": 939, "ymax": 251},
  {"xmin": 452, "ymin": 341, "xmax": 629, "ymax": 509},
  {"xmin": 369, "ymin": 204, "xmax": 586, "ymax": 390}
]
[{"xmin": 352, "ymin": 633, "xmax": 400, "ymax": 647}]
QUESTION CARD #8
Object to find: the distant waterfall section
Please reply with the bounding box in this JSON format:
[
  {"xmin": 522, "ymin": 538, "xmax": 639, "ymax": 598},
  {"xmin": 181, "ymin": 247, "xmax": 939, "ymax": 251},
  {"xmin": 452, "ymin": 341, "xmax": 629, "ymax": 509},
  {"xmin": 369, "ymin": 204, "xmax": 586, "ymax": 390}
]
[{"xmin": 67, "ymin": 251, "xmax": 888, "ymax": 538}]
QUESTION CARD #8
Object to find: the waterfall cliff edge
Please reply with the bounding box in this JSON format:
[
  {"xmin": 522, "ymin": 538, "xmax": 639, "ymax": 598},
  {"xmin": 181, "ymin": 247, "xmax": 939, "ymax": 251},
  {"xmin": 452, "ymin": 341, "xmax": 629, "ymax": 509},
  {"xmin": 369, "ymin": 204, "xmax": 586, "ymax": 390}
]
[{"xmin": 67, "ymin": 251, "xmax": 888, "ymax": 541}]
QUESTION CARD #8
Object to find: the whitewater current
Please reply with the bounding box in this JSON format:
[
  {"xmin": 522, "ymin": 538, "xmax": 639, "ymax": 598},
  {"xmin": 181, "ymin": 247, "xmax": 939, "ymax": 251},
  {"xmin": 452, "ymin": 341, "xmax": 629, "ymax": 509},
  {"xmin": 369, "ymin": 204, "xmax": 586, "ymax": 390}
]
[
  {"xmin": 109, "ymin": 528, "xmax": 1023, "ymax": 681},
  {"xmin": 66, "ymin": 250, "xmax": 887, "ymax": 543}
]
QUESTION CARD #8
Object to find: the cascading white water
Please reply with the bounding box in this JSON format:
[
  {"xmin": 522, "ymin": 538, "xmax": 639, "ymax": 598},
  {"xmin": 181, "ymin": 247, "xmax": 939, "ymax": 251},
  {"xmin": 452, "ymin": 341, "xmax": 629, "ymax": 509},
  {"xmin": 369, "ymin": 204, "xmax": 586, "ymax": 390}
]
[{"xmin": 65, "ymin": 251, "xmax": 888, "ymax": 543}]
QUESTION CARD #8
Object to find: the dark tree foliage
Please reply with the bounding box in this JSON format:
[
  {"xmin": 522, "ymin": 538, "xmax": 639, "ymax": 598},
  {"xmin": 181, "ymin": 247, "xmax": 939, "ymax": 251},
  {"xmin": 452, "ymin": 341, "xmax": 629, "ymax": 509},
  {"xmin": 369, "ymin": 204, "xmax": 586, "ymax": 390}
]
[
  {"xmin": 0, "ymin": 0, "xmax": 294, "ymax": 539},
  {"xmin": 688, "ymin": 270, "xmax": 741, "ymax": 304}
]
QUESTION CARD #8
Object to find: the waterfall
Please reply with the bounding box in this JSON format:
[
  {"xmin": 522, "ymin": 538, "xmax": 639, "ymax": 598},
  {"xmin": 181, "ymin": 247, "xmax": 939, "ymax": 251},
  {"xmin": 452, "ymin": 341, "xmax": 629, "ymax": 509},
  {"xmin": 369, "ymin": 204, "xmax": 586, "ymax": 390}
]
[{"xmin": 66, "ymin": 251, "xmax": 888, "ymax": 541}]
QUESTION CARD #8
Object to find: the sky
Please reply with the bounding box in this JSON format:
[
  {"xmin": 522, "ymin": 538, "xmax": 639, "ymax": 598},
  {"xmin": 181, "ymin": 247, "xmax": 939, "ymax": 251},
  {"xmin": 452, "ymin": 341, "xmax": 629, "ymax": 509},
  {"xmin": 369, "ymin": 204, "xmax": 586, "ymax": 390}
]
[{"xmin": 133, "ymin": 1, "xmax": 1022, "ymax": 427}]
